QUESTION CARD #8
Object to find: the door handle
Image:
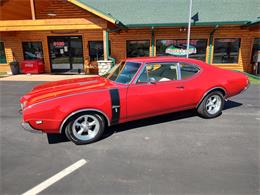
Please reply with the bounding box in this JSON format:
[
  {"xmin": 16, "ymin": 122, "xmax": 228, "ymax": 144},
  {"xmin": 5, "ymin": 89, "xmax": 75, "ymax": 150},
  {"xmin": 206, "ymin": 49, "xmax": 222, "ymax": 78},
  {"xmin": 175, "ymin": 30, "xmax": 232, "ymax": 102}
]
[{"xmin": 176, "ymin": 86, "xmax": 184, "ymax": 89}]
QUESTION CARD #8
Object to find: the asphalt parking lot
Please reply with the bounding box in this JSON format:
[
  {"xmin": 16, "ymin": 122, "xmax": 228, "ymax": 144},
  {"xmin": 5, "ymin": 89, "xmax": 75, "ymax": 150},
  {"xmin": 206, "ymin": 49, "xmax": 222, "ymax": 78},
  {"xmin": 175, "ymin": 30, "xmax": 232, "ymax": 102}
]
[{"xmin": 0, "ymin": 81, "xmax": 259, "ymax": 195}]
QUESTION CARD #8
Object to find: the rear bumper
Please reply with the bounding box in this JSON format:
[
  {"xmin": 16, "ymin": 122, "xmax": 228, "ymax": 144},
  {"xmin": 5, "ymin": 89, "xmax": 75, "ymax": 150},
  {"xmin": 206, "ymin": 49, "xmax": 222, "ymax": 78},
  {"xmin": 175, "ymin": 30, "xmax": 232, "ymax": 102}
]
[
  {"xmin": 240, "ymin": 80, "xmax": 250, "ymax": 95},
  {"xmin": 21, "ymin": 122, "xmax": 42, "ymax": 134}
]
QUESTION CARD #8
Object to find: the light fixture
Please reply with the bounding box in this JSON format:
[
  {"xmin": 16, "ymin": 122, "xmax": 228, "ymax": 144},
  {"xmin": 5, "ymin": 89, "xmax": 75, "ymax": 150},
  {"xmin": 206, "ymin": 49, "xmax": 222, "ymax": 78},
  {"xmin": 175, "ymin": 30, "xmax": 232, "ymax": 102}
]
[
  {"xmin": 47, "ymin": 13, "xmax": 57, "ymax": 17},
  {"xmin": 179, "ymin": 27, "xmax": 187, "ymax": 32}
]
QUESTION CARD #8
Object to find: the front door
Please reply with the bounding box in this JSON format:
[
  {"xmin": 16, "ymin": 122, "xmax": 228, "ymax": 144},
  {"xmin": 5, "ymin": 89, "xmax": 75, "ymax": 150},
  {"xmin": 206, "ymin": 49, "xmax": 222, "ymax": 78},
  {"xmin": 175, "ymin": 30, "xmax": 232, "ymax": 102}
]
[
  {"xmin": 127, "ymin": 62, "xmax": 188, "ymax": 121},
  {"xmin": 48, "ymin": 36, "xmax": 84, "ymax": 73}
]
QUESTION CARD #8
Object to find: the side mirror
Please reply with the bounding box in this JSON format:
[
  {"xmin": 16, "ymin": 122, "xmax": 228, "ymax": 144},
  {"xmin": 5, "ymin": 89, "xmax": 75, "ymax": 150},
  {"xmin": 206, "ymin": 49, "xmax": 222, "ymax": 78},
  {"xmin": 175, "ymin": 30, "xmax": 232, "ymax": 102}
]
[{"xmin": 149, "ymin": 77, "xmax": 157, "ymax": 84}]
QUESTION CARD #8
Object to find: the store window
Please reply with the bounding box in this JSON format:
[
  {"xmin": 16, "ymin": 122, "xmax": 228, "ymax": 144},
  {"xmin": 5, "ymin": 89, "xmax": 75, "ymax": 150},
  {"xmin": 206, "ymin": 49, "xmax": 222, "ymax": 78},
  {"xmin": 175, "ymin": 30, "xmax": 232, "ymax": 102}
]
[
  {"xmin": 88, "ymin": 41, "xmax": 111, "ymax": 61},
  {"xmin": 127, "ymin": 40, "xmax": 150, "ymax": 57},
  {"xmin": 22, "ymin": 42, "xmax": 44, "ymax": 61},
  {"xmin": 0, "ymin": 42, "xmax": 7, "ymax": 64},
  {"xmin": 156, "ymin": 39, "xmax": 207, "ymax": 61},
  {"xmin": 213, "ymin": 38, "xmax": 240, "ymax": 64}
]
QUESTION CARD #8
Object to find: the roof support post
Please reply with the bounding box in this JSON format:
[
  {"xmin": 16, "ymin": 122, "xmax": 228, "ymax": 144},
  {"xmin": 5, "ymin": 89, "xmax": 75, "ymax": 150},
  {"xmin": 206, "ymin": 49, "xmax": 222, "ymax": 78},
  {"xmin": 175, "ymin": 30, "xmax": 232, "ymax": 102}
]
[
  {"xmin": 207, "ymin": 34, "xmax": 214, "ymax": 64},
  {"xmin": 207, "ymin": 25, "xmax": 219, "ymax": 64},
  {"xmin": 151, "ymin": 27, "xmax": 155, "ymax": 56},
  {"xmin": 103, "ymin": 30, "xmax": 109, "ymax": 60},
  {"xmin": 30, "ymin": 0, "xmax": 36, "ymax": 20}
]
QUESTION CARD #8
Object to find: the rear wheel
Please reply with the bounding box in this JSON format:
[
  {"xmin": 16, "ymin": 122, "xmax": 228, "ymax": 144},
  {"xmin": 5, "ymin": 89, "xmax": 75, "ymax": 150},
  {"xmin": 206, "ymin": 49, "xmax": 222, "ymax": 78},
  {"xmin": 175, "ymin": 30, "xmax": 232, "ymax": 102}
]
[
  {"xmin": 65, "ymin": 112, "xmax": 105, "ymax": 145},
  {"xmin": 197, "ymin": 91, "xmax": 224, "ymax": 118}
]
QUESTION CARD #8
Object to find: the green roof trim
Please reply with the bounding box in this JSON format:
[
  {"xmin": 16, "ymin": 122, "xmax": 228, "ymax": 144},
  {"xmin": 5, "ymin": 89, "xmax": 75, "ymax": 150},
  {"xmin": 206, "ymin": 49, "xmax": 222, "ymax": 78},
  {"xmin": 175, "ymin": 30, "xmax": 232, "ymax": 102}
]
[
  {"xmin": 126, "ymin": 21, "xmax": 250, "ymax": 28},
  {"xmin": 245, "ymin": 19, "xmax": 260, "ymax": 26}
]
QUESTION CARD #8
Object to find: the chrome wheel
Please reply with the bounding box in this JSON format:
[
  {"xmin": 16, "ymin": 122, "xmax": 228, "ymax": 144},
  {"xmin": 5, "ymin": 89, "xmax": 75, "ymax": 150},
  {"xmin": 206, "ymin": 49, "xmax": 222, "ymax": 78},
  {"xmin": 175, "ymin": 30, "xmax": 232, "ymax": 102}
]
[
  {"xmin": 71, "ymin": 115, "xmax": 100, "ymax": 141},
  {"xmin": 206, "ymin": 95, "xmax": 222, "ymax": 115}
]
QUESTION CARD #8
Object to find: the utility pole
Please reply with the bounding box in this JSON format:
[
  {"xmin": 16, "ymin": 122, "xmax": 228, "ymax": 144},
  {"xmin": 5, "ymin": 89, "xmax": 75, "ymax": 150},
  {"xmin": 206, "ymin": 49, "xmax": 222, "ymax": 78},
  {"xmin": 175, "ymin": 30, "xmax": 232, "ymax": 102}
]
[{"xmin": 186, "ymin": 0, "xmax": 193, "ymax": 58}]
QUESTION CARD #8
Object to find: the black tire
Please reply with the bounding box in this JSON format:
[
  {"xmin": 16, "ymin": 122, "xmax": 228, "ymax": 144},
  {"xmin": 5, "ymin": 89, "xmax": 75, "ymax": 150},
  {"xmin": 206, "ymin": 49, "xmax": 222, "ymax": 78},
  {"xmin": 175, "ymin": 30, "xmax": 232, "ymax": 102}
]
[
  {"xmin": 65, "ymin": 112, "xmax": 105, "ymax": 145},
  {"xmin": 197, "ymin": 91, "xmax": 224, "ymax": 118}
]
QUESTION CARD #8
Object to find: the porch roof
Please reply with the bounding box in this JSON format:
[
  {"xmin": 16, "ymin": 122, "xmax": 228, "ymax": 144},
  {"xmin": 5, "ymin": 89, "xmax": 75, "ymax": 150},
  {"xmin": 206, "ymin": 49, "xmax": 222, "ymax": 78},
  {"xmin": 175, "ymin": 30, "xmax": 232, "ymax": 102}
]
[
  {"xmin": 72, "ymin": 0, "xmax": 260, "ymax": 27},
  {"xmin": 0, "ymin": 18, "xmax": 102, "ymax": 31}
]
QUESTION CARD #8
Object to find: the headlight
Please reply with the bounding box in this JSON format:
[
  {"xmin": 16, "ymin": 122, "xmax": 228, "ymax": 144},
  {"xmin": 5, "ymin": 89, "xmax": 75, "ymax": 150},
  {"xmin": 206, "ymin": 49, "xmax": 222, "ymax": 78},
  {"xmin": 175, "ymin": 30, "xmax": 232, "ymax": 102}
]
[
  {"xmin": 20, "ymin": 103, "xmax": 24, "ymax": 110},
  {"xmin": 21, "ymin": 101, "xmax": 27, "ymax": 110}
]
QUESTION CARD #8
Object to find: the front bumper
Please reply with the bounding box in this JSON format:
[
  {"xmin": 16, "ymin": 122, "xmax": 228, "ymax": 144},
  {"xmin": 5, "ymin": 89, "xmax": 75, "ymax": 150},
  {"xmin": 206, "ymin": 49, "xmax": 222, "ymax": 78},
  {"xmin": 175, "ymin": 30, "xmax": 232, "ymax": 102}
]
[{"xmin": 21, "ymin": 122, "xmax": 42, "ymax": 134}]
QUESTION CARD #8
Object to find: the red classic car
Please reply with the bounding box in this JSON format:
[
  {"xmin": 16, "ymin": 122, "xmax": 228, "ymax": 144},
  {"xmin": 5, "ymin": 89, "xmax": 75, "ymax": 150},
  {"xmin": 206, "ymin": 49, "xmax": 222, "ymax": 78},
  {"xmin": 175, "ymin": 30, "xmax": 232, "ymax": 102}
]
[{"xmin": 20, "ymin": 57, "xmax": 249, "ymax": 144}]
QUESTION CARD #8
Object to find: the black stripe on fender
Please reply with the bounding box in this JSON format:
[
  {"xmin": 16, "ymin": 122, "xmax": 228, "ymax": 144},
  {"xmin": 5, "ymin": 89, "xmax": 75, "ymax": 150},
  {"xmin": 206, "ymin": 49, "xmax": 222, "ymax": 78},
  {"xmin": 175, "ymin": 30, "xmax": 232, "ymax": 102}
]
[{"xmin": 109, "ymin": 88, "xmax": 120, "ymax": 125}]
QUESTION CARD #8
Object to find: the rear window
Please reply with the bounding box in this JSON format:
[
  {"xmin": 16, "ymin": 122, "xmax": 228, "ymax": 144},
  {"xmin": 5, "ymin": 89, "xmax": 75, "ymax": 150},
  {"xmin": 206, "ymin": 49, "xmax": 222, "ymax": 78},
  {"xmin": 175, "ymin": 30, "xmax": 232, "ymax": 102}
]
[{"xmin": 180, "ymin": 63, "xmax": 200, "ymax": 79}]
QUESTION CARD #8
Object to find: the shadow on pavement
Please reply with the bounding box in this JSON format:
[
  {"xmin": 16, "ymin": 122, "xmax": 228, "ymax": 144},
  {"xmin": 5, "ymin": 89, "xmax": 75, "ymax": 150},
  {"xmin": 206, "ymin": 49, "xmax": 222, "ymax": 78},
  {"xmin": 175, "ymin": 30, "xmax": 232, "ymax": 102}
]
[
  {"xmin": 223, "ymin": 100, "xmax": 243, "ymax": 110},
  {"xmin": 47, "ymin": 133, "xmax": 70, "ymax": 144},
  {"xmin": 47, "ymin": 100, "xmax": 242, "ymax": 144}
]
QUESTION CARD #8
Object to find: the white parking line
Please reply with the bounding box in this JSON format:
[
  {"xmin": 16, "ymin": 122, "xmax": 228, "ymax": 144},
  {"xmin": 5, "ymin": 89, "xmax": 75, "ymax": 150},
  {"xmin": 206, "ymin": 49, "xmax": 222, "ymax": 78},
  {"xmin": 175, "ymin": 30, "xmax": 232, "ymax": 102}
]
[
  {"xmin": 224, "ymin": 112, "xmax": 260, "ymax": 116},
  {"xmin": 22, "ymin": 159, "xmax": 87, "ymax": 195}
]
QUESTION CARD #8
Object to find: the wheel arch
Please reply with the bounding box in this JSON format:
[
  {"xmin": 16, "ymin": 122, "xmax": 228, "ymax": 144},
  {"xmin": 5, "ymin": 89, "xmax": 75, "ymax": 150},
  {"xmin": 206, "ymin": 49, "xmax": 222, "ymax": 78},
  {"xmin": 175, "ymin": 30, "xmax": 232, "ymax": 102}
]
[
  {"xmin": 59, "ymin": 109, "xmax": 111, "ymax": 134},
  {"xmin": 196, "ymin": 87, "xmax": 226, "ymax": 108}
]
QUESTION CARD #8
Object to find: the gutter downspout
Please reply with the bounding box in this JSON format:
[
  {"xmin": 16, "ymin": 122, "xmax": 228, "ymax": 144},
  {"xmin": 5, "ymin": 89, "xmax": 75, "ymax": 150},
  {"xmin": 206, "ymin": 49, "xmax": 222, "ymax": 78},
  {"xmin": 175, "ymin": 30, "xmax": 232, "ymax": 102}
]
[{"xmin": 208, "ymin": 25, "xmax": 219, "ymax": 64}]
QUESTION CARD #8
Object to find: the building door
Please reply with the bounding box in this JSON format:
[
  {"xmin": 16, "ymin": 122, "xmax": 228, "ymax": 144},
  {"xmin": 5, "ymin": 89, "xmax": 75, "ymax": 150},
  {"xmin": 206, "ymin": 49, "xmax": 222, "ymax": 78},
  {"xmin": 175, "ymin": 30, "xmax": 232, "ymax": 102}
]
[
  {"xmin": 251, "ymin": 38, "xmax": 260, "ymax": 75},
  {"xmin": 48, "ymin": 36, "xmax": 84, "ymax": 73}
]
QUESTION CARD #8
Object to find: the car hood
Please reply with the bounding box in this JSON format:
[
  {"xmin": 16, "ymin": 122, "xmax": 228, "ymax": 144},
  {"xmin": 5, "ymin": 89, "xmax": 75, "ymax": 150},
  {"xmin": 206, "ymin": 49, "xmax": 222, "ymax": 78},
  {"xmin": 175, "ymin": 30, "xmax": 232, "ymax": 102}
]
[{"xmin": 20, "ymin": 76, "xmax": 114, "ymax": 106}]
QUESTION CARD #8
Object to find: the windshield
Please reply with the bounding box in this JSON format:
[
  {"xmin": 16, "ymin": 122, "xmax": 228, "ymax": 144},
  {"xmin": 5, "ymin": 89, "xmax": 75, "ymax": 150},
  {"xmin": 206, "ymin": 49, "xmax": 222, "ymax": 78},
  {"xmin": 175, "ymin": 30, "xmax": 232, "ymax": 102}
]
[{"xmin": 106, "ymin": 61, "xmax": 141, "ymax": 84}]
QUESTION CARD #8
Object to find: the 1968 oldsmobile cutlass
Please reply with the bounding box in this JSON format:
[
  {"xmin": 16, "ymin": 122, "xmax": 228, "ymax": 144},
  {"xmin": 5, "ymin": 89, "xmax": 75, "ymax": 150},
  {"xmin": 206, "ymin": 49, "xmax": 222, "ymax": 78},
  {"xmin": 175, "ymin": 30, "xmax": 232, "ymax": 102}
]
[{"xmin": 20, "ymin": 57, "xmax": 249, "ymax": 144}]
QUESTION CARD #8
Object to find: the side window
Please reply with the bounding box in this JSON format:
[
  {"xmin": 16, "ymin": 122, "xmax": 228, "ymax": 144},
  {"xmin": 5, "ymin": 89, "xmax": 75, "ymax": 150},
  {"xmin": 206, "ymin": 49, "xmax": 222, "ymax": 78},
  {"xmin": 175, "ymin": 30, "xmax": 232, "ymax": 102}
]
[
  {"xmin": 0, "ymin": 42, "xmax": 7, "ymax": 64},
  {"xmin": 22, "ymin": 42, "xmax": 44, "ymax": 61},
  {"xmin": 180, "ymin": 63, "xmax": 200, "ymax": 79},
  {"xmin": 88, "ymin": 41, "xmax": 111, "ymax": 61},
  {"xmin": 137, "ymin": 63, "xmax": 178, "ymax": 83}
]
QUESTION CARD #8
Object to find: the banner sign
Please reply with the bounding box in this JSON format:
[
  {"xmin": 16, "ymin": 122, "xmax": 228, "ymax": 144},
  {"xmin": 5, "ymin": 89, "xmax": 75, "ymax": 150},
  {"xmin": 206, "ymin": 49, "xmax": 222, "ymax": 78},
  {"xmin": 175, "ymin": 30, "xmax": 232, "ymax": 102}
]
[{"xmin": 165, "ymin": 45, "xmax": 197, "ymax": 56}]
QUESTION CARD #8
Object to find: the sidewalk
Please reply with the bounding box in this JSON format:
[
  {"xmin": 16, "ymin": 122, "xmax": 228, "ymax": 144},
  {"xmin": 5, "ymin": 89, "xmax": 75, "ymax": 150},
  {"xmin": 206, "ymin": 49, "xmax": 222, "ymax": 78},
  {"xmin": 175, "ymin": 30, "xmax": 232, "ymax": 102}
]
[{"xmin": 0, "ymin": 74, "xmax": 97, "ymax": 82}]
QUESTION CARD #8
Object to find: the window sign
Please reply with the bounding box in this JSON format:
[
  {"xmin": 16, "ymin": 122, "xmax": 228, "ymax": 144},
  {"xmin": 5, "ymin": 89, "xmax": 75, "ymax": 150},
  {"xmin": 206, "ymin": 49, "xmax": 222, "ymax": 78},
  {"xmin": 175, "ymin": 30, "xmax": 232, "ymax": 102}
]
[
  {"xmin": 213, "ymin": 38, "xmax": 240, "ymax": 64},
  {"xmin": 0, "ymin": 42, "xmax": 7, "ymax": 64},
  {"xmin": 156, "ymin": 39, "xmax": 207, "ymax": 61},
  {"xmin": 53, "ymin": 41, "xmax": 65, "ymax": 48}
]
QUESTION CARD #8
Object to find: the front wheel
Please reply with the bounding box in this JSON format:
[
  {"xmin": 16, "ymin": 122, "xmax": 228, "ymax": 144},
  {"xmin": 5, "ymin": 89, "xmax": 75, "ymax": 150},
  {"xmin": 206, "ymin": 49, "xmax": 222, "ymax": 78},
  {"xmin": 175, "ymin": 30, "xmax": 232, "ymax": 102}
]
[
  {"xmin": 197, "ymin": 91, "xmax": 224, "ymax": 118},
  {"xmin": 65, "ymin": 113, "xmax": 105, "ymax": 145}
]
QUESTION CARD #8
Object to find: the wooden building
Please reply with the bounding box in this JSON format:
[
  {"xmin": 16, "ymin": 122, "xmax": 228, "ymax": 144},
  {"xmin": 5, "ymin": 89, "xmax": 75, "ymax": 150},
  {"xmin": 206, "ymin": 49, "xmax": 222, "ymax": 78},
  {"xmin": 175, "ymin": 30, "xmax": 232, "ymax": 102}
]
[{"xmin": 0, "ymin": 0, "xmax": 259, "ymax": 74}]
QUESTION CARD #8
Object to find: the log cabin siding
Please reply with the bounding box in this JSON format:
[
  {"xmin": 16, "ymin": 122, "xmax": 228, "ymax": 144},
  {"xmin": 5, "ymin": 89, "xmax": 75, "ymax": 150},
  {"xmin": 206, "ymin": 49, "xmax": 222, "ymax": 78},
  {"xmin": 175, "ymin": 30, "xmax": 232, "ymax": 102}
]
[
  {"xmin": 35, "ymin": 0, "xmax": 87, "ymax": 19},
  {"xmin": 0, "ymin": 0, "xmax": 32, "ymax": 20},
  {"xmin": 0, "ymin": 27, "xmax": 259, "ymax": 73},
  {"xmin": 34, "ymin": 0, "xmax": 108, "ymax": 28}
]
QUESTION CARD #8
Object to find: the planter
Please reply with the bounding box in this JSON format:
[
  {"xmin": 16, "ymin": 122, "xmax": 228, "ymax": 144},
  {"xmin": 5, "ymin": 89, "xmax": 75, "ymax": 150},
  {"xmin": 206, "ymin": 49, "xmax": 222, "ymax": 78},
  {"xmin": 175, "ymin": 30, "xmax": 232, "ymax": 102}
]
[{"xmin": 97, "ymin": 60, "xmax": 113, "ymax": 76}]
